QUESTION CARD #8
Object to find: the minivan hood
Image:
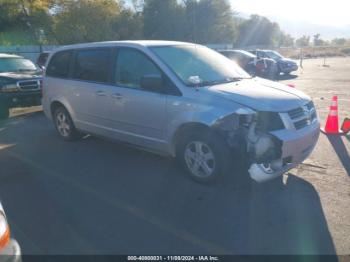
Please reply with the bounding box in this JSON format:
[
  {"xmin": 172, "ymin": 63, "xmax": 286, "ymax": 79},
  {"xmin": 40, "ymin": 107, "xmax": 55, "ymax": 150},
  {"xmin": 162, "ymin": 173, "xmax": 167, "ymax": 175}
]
[{"xmin": 206, "ymin": 78, "xmax": 310, "ymax": 112}]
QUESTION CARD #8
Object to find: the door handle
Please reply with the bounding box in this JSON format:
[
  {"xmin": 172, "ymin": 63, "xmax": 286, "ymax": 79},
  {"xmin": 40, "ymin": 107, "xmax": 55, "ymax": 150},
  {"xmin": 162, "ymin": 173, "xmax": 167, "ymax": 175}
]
[
  {"xmin": 96, "ymin": 91, "xmax": 107, "ymax": 96},
  {"xmin": 111, "ymin": 93, "xmax": 123, "ymax": 99}
]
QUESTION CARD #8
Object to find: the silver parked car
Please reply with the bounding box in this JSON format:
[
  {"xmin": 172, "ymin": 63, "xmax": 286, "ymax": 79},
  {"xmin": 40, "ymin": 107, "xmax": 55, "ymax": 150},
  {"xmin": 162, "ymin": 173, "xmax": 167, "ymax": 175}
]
[{"xmin": 42, "ymin": 41, "xmax": 320, "ymax": 183}]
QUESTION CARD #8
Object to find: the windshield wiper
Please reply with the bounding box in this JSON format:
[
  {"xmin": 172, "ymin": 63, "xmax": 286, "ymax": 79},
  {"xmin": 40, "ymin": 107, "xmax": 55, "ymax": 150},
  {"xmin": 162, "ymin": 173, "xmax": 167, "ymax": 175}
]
[
  {"xmin": 225, "ymin": 77, "xmax": 252, "ymax": 82},
  {"xmin": 188, "ymin": 77, "xmax": 250, "ymax": 87}
]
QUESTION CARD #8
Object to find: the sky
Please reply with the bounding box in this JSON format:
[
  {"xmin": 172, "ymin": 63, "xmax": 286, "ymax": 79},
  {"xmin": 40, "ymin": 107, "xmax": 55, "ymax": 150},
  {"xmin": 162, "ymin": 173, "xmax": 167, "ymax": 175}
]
[{"xmin": 230, "ymin": 0, "xmax": 350, "ymax": 27}]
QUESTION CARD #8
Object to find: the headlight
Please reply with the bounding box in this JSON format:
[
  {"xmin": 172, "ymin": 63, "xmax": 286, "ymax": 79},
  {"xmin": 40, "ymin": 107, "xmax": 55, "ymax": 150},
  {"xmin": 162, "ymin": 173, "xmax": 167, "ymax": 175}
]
[
  {"xmin": 0, "ymin": 206, "xmax": 10, "ymax": 251},
  {"xmin": 257, "ymin": 112, "xmax": 285, "ymax": 131},
  {"xmin": 214, "ymin": 108, "xmax": 256, "ymax": 131},
  {"xmin": 1, "ymin": 84, "xmax": 19, "ymax": 93}
]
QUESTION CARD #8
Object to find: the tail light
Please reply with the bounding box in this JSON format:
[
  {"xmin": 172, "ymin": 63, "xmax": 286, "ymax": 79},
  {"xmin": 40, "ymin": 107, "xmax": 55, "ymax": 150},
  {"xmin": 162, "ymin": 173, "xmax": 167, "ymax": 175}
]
[
  {"xmin": 286, "ymin": 83, "xmax": 295, "ymax": 88},
  {"xmin": 0, "ymin": 208, "xmax": 10, "ymax": 251}
]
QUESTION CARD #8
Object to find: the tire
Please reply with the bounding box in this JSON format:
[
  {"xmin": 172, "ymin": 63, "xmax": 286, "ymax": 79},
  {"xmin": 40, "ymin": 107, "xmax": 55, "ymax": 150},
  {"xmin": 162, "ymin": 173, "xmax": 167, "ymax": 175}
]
[
  {"xmin": 0, "ymin": 105, "xmax": 9, "ymax": 120},
  {"xmin": 176, "ymin": 130, "xmax": 231, "ymax": 184},
  {"xmin": 53, "ymin": 106, "xmax": 81, "ymax": 141}
]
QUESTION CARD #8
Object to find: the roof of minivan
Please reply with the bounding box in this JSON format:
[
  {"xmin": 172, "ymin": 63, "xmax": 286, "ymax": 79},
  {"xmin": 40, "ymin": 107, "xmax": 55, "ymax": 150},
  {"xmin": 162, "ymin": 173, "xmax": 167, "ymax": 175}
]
[
  {"xmin": 55, "ymin": 40, "xmax": 193, "ymax": 52},
  {"xmin": 0, "ymin": 53, "xmax": 22, "ymax": 58}
]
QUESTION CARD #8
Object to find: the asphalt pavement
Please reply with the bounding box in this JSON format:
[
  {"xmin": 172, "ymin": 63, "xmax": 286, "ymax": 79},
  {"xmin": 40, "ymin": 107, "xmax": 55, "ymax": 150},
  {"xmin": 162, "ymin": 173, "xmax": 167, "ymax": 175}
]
[{"xmin": 0, "ymin": 57, "xmax": 349, "ymax": 255}]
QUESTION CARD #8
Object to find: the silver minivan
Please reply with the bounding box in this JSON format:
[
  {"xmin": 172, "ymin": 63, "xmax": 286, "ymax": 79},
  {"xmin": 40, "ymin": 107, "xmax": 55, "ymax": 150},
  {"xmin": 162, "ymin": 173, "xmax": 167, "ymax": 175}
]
[{"xmin": 42, "ymin": 41, "xmax": 320, "ymax": 183}]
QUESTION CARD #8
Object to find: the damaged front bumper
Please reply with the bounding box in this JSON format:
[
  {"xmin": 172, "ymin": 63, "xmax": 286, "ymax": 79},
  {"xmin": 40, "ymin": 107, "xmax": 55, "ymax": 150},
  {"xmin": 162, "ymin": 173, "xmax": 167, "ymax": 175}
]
[{"xmin": 248, "ymin": 120, "xmax": 320, "ymax": 182}]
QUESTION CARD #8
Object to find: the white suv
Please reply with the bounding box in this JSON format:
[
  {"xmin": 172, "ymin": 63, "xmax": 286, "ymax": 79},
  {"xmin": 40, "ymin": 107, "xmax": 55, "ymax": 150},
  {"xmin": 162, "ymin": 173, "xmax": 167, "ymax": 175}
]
[{"xmin": 43, "ymin": 41, "xmax": 320, "ymax": 183}]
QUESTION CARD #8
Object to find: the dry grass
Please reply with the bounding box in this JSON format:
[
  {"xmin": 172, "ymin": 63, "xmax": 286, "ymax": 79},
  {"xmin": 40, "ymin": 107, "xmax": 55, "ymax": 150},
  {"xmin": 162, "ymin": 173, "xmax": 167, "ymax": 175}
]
[{"xmin": 278, "ymin": 46, "xmax": 350, "ymax": 59}]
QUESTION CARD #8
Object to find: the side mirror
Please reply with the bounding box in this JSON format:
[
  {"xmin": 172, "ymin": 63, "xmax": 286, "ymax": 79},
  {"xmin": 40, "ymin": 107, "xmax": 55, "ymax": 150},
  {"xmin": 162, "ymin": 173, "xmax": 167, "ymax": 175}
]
[{"xmin": 140, "ymin": 74, "xmax": 164, "ymax": 93}]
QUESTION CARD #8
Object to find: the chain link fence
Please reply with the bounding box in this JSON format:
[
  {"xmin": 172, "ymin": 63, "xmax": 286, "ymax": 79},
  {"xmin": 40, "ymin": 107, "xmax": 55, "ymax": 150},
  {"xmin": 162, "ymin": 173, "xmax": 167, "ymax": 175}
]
[{"xmin": 0, "ymin": 45, "xmax": 60, "ymax": 63}]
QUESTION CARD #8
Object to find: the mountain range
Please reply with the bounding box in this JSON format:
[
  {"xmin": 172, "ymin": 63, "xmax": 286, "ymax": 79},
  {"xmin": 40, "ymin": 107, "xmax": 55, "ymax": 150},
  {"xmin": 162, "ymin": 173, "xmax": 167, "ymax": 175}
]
[{"xmin": 239, "ymin": 13, "xmax": 350, "ymax": 40}]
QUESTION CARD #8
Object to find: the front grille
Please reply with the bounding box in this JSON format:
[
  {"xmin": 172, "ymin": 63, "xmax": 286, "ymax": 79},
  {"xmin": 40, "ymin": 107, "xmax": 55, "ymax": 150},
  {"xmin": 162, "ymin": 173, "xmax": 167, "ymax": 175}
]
[
  {"xmin": 294, "ymin": 118, "xmax": 309, "ymax": 130},
  {"xmin": 288, "ymin": 101, "xmax": 317, "ymax": 130},
  {"xmin": 288, "ymin": 107, "xmax": 304, "ymax": 119},
  {"xmin": 17, "ymin": 80, "xmax": 40, "ymax": 91}
]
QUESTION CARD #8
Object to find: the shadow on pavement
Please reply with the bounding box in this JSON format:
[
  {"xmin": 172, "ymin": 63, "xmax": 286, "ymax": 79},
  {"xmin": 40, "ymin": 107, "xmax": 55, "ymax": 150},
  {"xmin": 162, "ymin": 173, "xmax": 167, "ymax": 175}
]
[
  {"xmin": 345, "ymin": 134, "xmax": 350, "ymax": 143},
  {"xmin": 0, "ymin": 112, "xmax": 337, "ymax": 256},
  {"xmin": 327, "ymin": 135, "xmax": 350, "ymax": 177}
]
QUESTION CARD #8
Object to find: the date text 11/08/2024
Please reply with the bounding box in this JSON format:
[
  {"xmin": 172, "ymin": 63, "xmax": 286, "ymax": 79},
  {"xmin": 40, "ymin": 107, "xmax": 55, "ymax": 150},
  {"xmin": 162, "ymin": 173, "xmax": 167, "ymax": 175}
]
[{"xmin": 127, "ymin": 256, "xmax": 219, "ymax": 261}]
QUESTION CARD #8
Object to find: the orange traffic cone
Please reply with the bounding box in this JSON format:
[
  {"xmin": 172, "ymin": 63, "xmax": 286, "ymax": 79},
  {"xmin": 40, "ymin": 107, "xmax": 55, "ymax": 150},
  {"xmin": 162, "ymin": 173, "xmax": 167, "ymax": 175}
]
[{"xmin": 321, "ymin": 96, "xmax": 343, "ymax": 135}]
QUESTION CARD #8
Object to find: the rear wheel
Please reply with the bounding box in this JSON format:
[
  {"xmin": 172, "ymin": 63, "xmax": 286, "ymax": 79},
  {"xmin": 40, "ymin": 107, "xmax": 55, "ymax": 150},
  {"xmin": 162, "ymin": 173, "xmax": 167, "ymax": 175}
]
[
  {"xmin": 176, "ymin": 130, "xmax": 230, "ymax": 184},
  {"xmin": 0, "ymin": 105, "xmax": 9, "ymax": 120},
  {"xmin": 53, "ymin": 106, "xmax": 81, "ymax": 141}
]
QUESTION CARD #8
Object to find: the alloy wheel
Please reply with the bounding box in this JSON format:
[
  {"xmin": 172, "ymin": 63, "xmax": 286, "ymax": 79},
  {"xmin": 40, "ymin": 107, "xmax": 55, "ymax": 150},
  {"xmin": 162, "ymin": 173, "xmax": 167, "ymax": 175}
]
[
  {"xmin": 56, "ymin": 112, "xmax": 71, "ymax": 137},
  {"xmin": 184, "ymin": 141, "xmax": 216, "ymax": 178}
]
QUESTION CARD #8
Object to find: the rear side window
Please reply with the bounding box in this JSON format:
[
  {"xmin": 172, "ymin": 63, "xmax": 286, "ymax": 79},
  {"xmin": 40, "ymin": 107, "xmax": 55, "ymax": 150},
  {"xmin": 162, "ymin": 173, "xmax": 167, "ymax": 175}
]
[
  {"xmin": 46, "ymin": 51, "xmax": 72, "ymax": 78},
  {"xmin": 73, "ymin": 49, "xmax": 111, "ymax": 83}
]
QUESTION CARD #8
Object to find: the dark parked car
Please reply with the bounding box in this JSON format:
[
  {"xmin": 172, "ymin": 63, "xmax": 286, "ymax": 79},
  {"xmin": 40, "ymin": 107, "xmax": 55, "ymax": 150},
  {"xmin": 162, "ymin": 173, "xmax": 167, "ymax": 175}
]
[
  {"xmin": 36, "ymin": 51, "xmax": 51, "ymax": 69},
  {"xmin": 219, "ymin": 50, "xmax": 278, "ymax": 80},
  {"xmin": 248, "ymin": 50, "xmax": 298, "ymax": 75},
  {"xmin": 0, "ymin": 54, "xmax": 42, "ymax": 119}
]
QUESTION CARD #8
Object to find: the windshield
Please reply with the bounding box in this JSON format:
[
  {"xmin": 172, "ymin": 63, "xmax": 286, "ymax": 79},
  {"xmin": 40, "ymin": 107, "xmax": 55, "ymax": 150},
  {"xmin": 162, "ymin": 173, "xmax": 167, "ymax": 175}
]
[
  {"xmin": 264, "ymin": 51, "xmax": 283, "ymax": 60},
  {"xmin": 0, "ymin": 58, "xmax": 37, "ymax": 73},
  {"xmin": 151, "ymin": 45, "xmax": 251, "ymax": 86},
  {"xmin": 237, "ymin": 50, "xmax": 256, "ymax": 58}
]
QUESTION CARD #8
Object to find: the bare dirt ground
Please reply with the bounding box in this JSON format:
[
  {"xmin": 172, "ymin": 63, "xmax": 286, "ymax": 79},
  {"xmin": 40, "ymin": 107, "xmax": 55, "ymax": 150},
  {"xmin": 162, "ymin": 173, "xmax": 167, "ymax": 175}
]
[{"xmin": 280, "ymin": 57, "xmax": 350, "ymax": 255}]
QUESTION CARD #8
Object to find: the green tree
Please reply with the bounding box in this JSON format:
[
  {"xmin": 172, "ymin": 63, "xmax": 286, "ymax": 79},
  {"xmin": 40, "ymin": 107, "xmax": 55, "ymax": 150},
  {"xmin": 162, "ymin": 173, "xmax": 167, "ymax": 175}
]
[
  {"xmin": 113, "ymin": 8, "xmax": 143, "ymax": 40},
  {"xmin": 236, "ymin": 15, "xmax": 280, "ymax": 47},
  {"xmin": 0, "ymin": 0, "xmax": 54, "ymax": 43},
  {"xmin": 331, "ymin": 38, "xmax": 347, "ymax": 46},
  {"xmin": 184, "ymin": 0, "xmax": 237, "ymax": 44},
  {"xmin": 313, "ymin": 33, "xmax": 327, "ymax": 46},
  {"xmin": 277, "ymin": 32, "xmax": 294, "ymax": 47},
  {"xmin": 143, "ymin": 0, "xmax": 185, "ymax": 40},
  {"xmin": 131, "ymin": 0, "xmax": 145, "ymax": 12},
  {"xmin": 295, "ymin": 35, "xmax": 310, "ymax": 47},
  {"xmin": 51, "ymin": 0, "xmax": 122, "ymax": 44}
]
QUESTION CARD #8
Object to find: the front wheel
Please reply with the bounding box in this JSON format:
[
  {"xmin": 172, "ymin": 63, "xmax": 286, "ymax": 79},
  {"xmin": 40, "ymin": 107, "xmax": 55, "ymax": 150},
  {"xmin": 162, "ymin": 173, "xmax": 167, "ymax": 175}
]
[{"xmin": 176, "ymin": 131, "xmax": 230, "ymax": 184}]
